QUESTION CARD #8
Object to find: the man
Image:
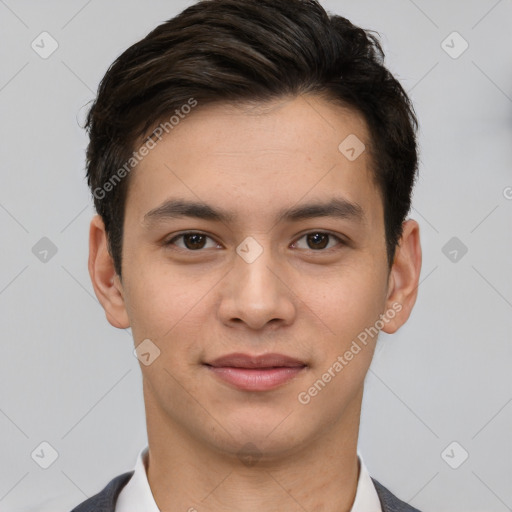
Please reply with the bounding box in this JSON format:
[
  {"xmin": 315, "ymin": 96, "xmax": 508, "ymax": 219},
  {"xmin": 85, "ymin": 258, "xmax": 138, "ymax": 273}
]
[{"xmin": 72, "ymin": 0, "xmax": 422, "ymax": 510}]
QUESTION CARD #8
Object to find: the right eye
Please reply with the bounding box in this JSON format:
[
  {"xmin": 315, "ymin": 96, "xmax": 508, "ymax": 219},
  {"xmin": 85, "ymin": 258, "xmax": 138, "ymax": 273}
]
[{"xmin": 164, "ymin": 232, "xmax": 220, "ymax": 251}]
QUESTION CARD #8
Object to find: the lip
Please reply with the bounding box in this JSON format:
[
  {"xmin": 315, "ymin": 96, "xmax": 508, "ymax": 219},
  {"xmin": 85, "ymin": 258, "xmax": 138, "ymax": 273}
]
[
  {"xmin": 206, "ymin": 352, "xmax": 306, "ymax": 368},
  {"xmin": 204, "ymin": 352, "xmax": 307, "ymax": 391}
]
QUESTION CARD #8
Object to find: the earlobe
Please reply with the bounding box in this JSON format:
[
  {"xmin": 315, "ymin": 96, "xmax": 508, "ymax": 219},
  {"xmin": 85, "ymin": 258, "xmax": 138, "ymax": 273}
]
[
  {"xmin": 88, "ymin": 215, "xmax": 130, "ymax": 329},
  {"xmin": 382, "ymin": 219, "xmax": 422, "ymax": 334}
]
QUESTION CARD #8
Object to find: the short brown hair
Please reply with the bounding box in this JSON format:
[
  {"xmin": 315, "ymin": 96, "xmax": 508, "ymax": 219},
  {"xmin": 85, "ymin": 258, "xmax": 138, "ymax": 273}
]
[{"xmin": 85, "ymin": 0, "xmax": 419, "ymax": 277}]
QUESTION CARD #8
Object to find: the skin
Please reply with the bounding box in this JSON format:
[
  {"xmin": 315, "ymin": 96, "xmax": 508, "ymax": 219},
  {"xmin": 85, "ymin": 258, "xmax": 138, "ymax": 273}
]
[{"xmin": 89, "ymin": 94, "xmax": 422, "ymax": 512}]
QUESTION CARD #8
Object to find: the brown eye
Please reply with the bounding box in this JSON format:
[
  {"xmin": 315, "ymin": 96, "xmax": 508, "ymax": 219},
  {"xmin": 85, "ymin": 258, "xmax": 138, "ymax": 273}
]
[
  {"xmin": 183, "ymin": 233, "xmax": 207, "ymax": 250},
  {"xmin": 165, "ymin": 232, "xmax": 218, "ymax": 251},
  {"xmin": 293, "ymin": 232, "xmax": 343, "ymax": 251},
  {"xmin": 306, "ymin": 233, "xmax": 329, "ymax": 250}
]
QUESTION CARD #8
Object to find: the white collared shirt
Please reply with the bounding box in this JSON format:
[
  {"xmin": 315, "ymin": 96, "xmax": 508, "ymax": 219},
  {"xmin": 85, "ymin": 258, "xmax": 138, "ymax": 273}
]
[{"xmin": 116, "ymin": 446, "xmax": 382, "ymax": 512}]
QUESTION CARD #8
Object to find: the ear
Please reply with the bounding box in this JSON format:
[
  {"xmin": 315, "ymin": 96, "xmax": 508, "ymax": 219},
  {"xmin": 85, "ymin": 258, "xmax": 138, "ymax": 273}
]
[
  {"xmin": 382, "ymin": 219, "xmax": 422, "ymax": 334},
  {"xmin": 88, "ymin": 215, "xmax": 130, "ymax": 329}
]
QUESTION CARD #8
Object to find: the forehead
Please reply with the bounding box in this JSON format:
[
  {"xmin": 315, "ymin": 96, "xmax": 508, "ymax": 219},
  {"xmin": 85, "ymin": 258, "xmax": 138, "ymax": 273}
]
[{"xmin": 125, "ymin": 94, "xmax": 382, "ymax": 229}]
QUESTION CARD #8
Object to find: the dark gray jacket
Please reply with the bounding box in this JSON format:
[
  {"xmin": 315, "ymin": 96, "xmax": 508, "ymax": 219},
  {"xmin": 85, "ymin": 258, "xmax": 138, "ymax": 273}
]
[{"xmin": 70, "ymin": 472, "xmax": 422, "ymax": 511}]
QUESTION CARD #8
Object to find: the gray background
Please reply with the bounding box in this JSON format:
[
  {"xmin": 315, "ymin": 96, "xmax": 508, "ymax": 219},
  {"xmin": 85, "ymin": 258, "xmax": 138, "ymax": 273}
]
[{"xmin": 1, "ymin": 1, "xmax": 511, "ymax": 511}]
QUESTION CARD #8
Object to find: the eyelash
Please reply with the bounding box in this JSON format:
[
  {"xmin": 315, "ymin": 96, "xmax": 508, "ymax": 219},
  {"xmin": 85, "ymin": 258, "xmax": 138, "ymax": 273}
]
[{"xmin": 164, "ymin": 231, "xmax": 346, "ymax": 252}]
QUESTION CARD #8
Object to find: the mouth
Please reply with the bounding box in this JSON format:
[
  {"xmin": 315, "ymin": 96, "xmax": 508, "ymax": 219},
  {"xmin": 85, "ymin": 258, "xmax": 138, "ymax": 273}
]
[{"xmin": 203, "ymin": 353, "xmax": 307, "ymax": 391}]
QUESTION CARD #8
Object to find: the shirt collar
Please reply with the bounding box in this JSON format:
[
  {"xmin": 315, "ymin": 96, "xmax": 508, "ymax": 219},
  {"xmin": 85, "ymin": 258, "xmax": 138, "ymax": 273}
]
[
  {"xmin": 115, "ymin": 446, "xmax": 159, "ymax": 512},
  {"xmin": 115, "ymin": 446, "xmax": 382, "ymax": 512}
]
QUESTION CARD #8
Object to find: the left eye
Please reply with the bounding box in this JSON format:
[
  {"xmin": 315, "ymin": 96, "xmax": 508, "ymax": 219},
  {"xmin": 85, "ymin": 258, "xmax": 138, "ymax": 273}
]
[{"xmin": 292, "ymin": 232, "xmax": 343, "ymax": 251}]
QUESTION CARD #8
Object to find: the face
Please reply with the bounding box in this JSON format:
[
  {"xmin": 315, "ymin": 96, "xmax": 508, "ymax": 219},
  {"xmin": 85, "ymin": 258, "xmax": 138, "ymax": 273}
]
[{"xmin": 90, "ymin": 94, "xmax": 421, "ymax": 461}]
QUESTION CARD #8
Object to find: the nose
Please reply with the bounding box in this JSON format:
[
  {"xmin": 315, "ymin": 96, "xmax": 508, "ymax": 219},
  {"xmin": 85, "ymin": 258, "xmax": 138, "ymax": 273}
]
[{"xmin": 217, "ymin": 242, "xmax": 297, "ymax": 331}]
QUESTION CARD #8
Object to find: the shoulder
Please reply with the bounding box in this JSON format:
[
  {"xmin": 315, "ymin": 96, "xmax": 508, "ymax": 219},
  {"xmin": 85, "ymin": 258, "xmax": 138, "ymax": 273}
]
[
  {"xmin": 371, "ymin": 477, "xmax": 423, "ymax": 512},
  {"xmin": 68, "ymin": 471, "xmax": 421, "ymax": 512},
  {"xmin": 69, "ymin": 471, "xmax": 134, "ymax": 512}
]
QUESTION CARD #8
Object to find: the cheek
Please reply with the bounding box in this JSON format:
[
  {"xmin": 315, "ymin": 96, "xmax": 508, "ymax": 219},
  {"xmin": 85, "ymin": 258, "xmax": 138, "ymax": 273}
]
[
  {"xmin": 294, "ymin": 268, "xmax": 384, "ymax": 415},
  {"xmin": 123, "ymin": 261, "xmax": 215, "ymax": 358},
  {"xmin": 300, "ymin": 261, "xmax": 387, "ymax": 344},
  {"xmin": 122, "ymin": 260, "xmax": 174, "ymax": 340}
]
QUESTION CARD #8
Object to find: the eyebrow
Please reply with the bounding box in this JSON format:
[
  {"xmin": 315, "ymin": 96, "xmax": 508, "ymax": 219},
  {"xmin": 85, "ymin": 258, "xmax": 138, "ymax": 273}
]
[{"xmin": 143, "ymin": 197, "xmax": 365, "ymax": 227}]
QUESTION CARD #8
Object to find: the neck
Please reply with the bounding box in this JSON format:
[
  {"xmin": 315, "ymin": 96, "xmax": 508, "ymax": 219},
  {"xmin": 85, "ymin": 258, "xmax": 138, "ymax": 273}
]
[{"xmin": 144, "ymin": 387, "xmax": 363, "ymax": 512}]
